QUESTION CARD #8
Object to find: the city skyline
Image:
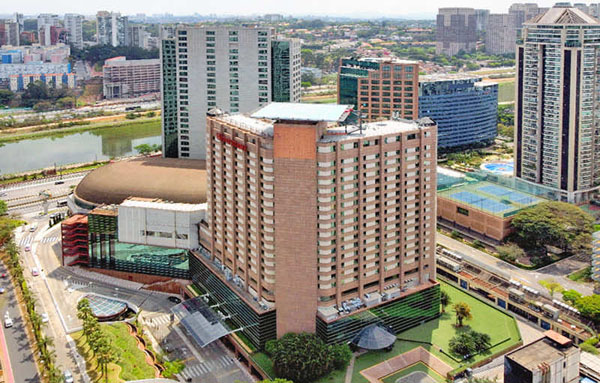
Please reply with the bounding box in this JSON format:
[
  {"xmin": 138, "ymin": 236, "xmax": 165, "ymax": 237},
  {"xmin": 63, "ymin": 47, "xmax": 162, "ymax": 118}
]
[{"xmin": 0, "ymin": 0, "xmax": 581, "ymax": 19}]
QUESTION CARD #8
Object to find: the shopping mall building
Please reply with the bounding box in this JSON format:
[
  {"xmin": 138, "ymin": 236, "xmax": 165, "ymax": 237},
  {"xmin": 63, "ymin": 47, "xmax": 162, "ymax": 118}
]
[{"xmin": 62, "ymin": 103, "xmax": 440, "ymax": 349}]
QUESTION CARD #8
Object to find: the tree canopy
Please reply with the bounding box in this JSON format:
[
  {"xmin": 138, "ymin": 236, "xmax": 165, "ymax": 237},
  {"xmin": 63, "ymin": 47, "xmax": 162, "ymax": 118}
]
[
  {"xmin": 71, "ymin": 45, "xmax": 158, "ymax": 67},
  {"xmin": 562, "ymin": 289, "xmax": 582, "ymax": 305},
  {"xmin": 575, "ymin": 295, "xmax": 600, "ymax": 323},
  {"xmin": 511, "ymin": 201, "xmax": 594, "ymax": 253},
  {"xmin": 449, "ymin": 329, "xmax": 491, "ymax": 358},
  {"xmin": 265, "ymin": 333, "xmax": 352, "ymax": 382}
]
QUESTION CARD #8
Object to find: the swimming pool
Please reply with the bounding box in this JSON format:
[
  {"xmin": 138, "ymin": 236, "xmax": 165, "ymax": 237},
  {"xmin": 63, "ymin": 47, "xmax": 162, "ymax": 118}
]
[{"xmin": 482, "ymin": 162, "xmax": 514, "ymax": 175}]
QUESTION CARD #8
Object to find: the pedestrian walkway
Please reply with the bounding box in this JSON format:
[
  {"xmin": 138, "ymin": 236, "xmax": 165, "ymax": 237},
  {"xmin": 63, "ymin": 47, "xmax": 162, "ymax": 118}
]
[
  {"xmin": 41, "ymin": 236, "xmax": 59, "ymax": 244},
  {"xmin": 19, "ymin": 236, "xmax": 34, "ymax": 246},
  {"xmin": 67, "ymin": 266, "xmax": 144, "ymax": 291},
  {"xmin": 177, "ymin": 356, "xmax": 235, "ymax": 380}
]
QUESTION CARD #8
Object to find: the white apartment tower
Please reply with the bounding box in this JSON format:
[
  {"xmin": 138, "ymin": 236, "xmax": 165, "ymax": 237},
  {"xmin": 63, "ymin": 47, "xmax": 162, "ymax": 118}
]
[
  {"xmin": 515, "ymin": 4, "xmax": 600, "ymax": 203},
  {"xmin": 96, "ymin": 11, "xmax": 129, "ymax": 47},
  {"xmin": 37, "ymin": 14, "xmax": 60, "ymax": 46},
  {"xmin": 64, "ymin": 14, "xmax": 83, "ymax": 49},
  {"xmin": 161, "ymin": 26, "xmax": 301, "ymax": 160}
]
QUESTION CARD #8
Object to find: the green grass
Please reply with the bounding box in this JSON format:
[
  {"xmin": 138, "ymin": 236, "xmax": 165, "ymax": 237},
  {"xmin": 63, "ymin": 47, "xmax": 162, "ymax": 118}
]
[
  {"xmin": 339, "ymin": 281, "xmax": 521, "ymax": 383},
  {"xmin": 251, "ymin": 352, "xmax": 276, "ymax": 378},
  {"xmin": 72, "ymin": 322, "xmax": 155, "ymax": 382},
  {"xmin": 303, "ymin": 96, "xmax": 337, "ymax": 104},
  {"xmin": 498, "ymin": 81, "xmax": 515, "ymax": 103},
  {"xmin": 0, "ymin": 117, "xmax": 160, "ymax": 144},
  {"xmin": 382, "ymin": 362, "xmax": 446, "ymax": 383},
  {"xmin": 568, "ymin": 266, "xmax": 593, "ymax": 283}
]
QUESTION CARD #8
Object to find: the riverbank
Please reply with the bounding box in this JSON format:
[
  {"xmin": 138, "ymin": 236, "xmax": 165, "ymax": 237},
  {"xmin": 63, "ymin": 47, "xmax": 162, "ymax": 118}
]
[
  {"xmin": 0, "ymin": 160, "xmax": 109, "ymax": 185},
  {"xmin": 0, "ymin": 117, "xmax": 161, "ymax": 144}
]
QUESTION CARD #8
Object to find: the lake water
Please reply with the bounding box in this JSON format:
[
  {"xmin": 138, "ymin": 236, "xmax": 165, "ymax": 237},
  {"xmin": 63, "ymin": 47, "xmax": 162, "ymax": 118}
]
[{"xmin": 0, "ymin": 123, "xmax": 161, "ymax": 175}]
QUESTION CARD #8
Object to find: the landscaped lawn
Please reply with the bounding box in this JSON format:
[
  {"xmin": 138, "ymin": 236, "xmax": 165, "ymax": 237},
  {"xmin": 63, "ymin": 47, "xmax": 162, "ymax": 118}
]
[
  {"xmin": 498, "ymin": 81, "xmax": 515, "ymax": 103},
  {"xmin": 72, "ymin": 322, "xmax": 156, "ymax": 383},
  {"xmin": 568, "ymin": 267, "xmax": 593, "ymax": 283},
  {"xmin": 382, "ymin": 362, "xmax": 446, "ymax": 383},
  {"xmin": 336, "ymin": 281, "xmax": 521, "ymax": 383}
]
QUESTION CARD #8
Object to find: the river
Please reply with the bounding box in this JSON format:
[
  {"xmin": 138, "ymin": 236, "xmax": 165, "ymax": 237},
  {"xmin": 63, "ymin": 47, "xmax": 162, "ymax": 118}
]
[{"xmin": 0, "ymin": 122, "xmax": 161, "ymax": 175}]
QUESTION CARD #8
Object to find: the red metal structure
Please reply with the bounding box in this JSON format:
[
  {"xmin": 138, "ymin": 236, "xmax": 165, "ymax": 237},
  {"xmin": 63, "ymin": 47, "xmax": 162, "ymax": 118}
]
[{"xmin": 61, "ymin": 214, "xmax": 89, "ymax": 266}]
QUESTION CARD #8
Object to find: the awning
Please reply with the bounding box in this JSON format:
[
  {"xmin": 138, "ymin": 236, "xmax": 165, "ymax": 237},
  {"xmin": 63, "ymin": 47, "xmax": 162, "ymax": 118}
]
[
  {"xmin": 352, "ymin": 324, "xmax": 396, "ymax": 350},
  {"xmin": 171, "ymin": 297, "xmax": 231, "ymax": 348}
]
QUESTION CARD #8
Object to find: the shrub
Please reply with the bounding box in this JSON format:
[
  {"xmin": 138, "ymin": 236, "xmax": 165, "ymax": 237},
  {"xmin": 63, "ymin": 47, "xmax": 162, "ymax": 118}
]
[
  {"xmin": 580, "ymin": 343, "xmax": 599, "ymax": 355},
  {"xmin": 497, "ymin": 243, "xmax": 524, "ymax": 262}
]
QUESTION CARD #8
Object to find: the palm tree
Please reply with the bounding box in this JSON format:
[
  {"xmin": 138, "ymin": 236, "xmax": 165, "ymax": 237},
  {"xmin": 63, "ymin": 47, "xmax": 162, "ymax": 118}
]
[
  {"xmin": 37, "ymin": 335, "xmax": 54, "ymax": 356},
  {"xmin": 453, "ymin": 302, "xmax": 473, "ymax": 327},
  {"xmin": 30, "ymin": 311, "xmax": 43, "ymax": 335},
  {"xmin": 440, "ymin": 290, "xmax": 451, "ymax": 313}
]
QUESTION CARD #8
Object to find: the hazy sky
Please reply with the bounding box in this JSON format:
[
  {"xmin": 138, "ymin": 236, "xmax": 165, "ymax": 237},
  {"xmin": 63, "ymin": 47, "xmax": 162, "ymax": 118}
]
[{"xmin": 0, "ymin": 0, "xmax": 566, "ymax": 18}]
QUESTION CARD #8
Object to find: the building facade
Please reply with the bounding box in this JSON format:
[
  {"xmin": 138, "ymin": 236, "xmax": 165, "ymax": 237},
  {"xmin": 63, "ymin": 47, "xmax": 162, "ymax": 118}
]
[
  {"xmin": 508, "ymin": 3, "xmax": 548, "ymax": 54},
  {"xmin": 0, "ymin": 21, "xmax": 19, "ymax": 46},
  {"xmin": 160, "ymin": 26, "xmax": 275, "ymax": 160},
  {"xmin": 64, "ymin": 14, "xmax": 84, "ymax": 49},
  {"xmin": 436, "ymin": 8, "xmax": 477, "ymax": 56},
  {"xmin": 515, "ymin": 5, "xmax": 600, "ymax": 203},
  {"xmin": 128, "ymin": 24, "xmax": 151, "ymax": 49},
  {"xmin": 103, "ymin": 57, "xmax": 161, "ymax": 99},
  {"xmin": 486, "ymin": 14, "xmax": 512, "ymax": 54},
  {"xmin": 593, "ymin": 231, "xmax": 600, "ymax": 283},
  {"xmin": 96, "ymin": 11, "xmax": 129, "ymax": 47},
  {"xmin": 505, "ymin": 331, "xmax": 580, "ymax": 383},
  {"xmin": 418, "ymin": 74, "xmax": 497, "ymax": 148},
  {"xmin": 338, "ymin": 57, "xmax": 419, "ymax": 121},
  {"xmin": 193, "ymin": 103, "xmax": 439, "ymax": 347},
  {"xmin": 9, "ymin": 72, "xmax": 75, "ymax": 91},
  {"xmin": 271, "ymin": 37, "xmax": 301, "ymax": 103},
  {"xmin": 37, "ymin": 14, "xmax": 60, "ymax": 46}
]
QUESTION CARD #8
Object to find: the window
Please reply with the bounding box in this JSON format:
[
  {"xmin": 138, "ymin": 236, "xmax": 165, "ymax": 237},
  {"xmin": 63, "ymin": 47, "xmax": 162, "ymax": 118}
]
[{"xmin": 457, "ymin": 207, "xmax": 469, "ymax": 216}]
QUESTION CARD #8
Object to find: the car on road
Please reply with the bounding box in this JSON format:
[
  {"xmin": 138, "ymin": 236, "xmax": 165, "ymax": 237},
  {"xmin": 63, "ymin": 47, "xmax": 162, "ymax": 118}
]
[
  {"xmin": 0, "ymin": 288, "xmax": 5, "ymax": 294},
  {"xmin": 41, "ymin": 313, "xmax": 49, "ymax": 323},
  {"xmin": 24, "ymin": 245, "xmax": 31, "ymax": 252},
  {"xmin": 29, "ymin": 225, "xmax": 37, "ymax": 232},
  {"xmin": 168, "ymin": 296, "xmax": 182, "ymax": 304},
  {"xmin": 63, "ymin": 369, "xmax": 74, "ymax": 383},
  {"xmin": 54, "ymin": 181, "xmax": 65, "ymax": 185},
  {"xmin": 4, "ymin": 315, "xmax": 12, "ymax": 328},
  {"xmin": 1, "ymin": 273, "xmax": 6, "ymax": 278},
  {"xmin": 0, "ymin": 192, "xmax": 6, "ymax": 197},
  {"xmin": 31, "ymin": 267, "xmax": 39, "ymax": 277}
]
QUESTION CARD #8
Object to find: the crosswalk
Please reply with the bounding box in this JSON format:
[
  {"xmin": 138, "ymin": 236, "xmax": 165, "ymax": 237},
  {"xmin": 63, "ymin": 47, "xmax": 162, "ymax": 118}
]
[
  {"xmin": 19, "ymin": 236, "xmax": 33, "ymax": 246},
  {"xmin": 178, "ymin": 355, "xmax": 235, "ymax": 380},
  {"xmin": 41, "ymin": 236, "xmax": 59, "ymax": 244},
  {"xmin": 147, "ymin": 314, "xmax": 172, "ymax": 326}
]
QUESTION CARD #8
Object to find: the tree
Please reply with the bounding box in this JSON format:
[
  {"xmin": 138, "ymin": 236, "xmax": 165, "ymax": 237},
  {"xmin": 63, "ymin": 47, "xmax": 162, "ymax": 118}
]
[
  {"xmin": 497, "ymin": 243, "xmax": 524, "ymax": 262},
  {"xmin": 0, "ymin": 200, "xmax": 6, "ymax": 216},
  {"xmin": 134, "ymin": 143, "xmax": 161, "ymax": 156},
  {"xmin": 575, "ymin": 295, "xmax": 600, "ymax": 323},
  {"xmin": 265, "ymin": 332, "xmax": 350, "ymax": 382},
  {"xmin": 471, "ymin": 331, "xmax": 491, "ymax": 353},
  {"xmin": 453, "ymin": 302, "xmax": 473, "ymax": 327},
  {"xmin": 440, "ymin": 290, "xmax": 451, "ymax": 313},
  {"xmin": 0, "ymin": 90, "xmax": 14, "ymax": 106},
  {"xmin": 539, "ymin": 279, "xmax": 564, "ymax": 298},
  {"xmin": 449, "ymin": 330, "xmax": 491, "ymax": 358},
  {"xmin": 562, "ymin": 289, "xmax": 582, "ymax": 305},
  {"xmin": 511, "ymin": 201, "xmax": 594, "ymax": 253}
]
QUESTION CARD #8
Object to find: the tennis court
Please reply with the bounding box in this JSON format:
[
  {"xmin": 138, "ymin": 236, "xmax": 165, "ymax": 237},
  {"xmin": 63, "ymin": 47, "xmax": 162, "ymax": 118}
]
[
  {"xmin": 478, "ymin": 184, "xmax": 540, "ymax": 205},
  {"xmin": 83, "ymin": 294, "xmax": 129, "ymax": 321},
  {"xmin": 438, "ymin": 181, "xmax": 545, "ymax": 217}
]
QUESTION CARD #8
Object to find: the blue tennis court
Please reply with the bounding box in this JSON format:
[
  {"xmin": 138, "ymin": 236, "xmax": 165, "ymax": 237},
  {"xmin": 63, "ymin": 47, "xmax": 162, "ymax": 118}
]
[
  {"xmin": 478, "ymin": 184, "xmax": 540, "ymax": 205},
  {"xmin": 449, "ymin": 191, "xmax": 513, "ymax": 213}
]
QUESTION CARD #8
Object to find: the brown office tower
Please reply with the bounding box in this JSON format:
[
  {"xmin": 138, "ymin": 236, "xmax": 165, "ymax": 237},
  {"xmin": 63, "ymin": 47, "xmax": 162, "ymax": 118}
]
[
  {"xmin": 338, "ymin": 58, "xmax": 419, "ymax": 121},
  {"xmin": 193, "ymin": 103, "xmax": 440, "ymax": 348}
]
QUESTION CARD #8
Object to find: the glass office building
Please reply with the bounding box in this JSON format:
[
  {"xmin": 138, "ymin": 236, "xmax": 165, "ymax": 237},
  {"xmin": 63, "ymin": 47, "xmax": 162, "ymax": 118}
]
[{"xmin": 419, "ymin": 74, "xmax": 498, "ymax": 149}]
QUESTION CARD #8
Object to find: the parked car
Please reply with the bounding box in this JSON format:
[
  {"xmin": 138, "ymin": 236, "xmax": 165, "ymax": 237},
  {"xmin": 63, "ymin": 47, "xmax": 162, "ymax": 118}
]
[
  {"xmin": 54, "ymin": 181, "xmax": 64, "ymax": 185},
  {"xmin": 41, "ymin": 313, "xmax": 49, "ymax": 323},
  {"xmin": 168, "ymin": 296, "xmax": 182, "ymax": 304},
  {"xmin": 31, "ymin": 267, "xmax": 39, "ymax": 277},
  {"xmin": 63, "ymin": 369, "xmax": 74, "ymax": 383}
]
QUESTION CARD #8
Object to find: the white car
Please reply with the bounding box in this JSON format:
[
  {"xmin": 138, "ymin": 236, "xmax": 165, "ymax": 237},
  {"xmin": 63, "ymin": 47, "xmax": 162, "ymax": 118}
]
[
  {"xmin": 24, "ymin": 245, "xmax": 31, "ymax": 252},
  {"xmin": 63, "ymin": 369, "xmax": 74, "ymax": 383},
  {"xmin": 31, "ymin": 267, "xmax": 39, "ymax": 277},
  {"xmin": 41, "ymin": 313, "xmax": 49, "ymax": 323},
  {"xmin": 29, "ymin": 225, "xmax": 37, "ymax": 232},
  {"xmin": 4, "ymin": 315, "xmax": 12, "ymax": 328}
]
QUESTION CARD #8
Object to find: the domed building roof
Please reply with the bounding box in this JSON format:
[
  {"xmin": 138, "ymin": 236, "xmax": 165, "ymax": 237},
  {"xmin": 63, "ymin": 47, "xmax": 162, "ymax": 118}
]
[{"xmin": 74, "ymin": 157, "xmax": 206, "ymax": 208}]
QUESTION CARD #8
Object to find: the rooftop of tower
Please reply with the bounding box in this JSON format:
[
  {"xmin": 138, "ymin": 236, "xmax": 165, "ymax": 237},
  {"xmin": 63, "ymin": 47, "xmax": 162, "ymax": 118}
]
[{"xmin": 526, "ymin": 4, "xmax": 600, "ymax": 25}]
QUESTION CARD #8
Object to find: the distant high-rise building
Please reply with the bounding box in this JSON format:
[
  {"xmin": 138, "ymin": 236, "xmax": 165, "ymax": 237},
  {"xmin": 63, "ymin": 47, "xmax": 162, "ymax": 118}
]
[
  {"xmin": 38, "ymin": 26, "xmax": 68, "ymax": 47},
  {"xmin": 515, "ymin": 4, "xmax": 600, "ymax": 203},
  {"xmin": 338, "ymin": 57, "xmax": 419, "ymax": 120},
  {"xmin": 508, "ymin": 3, "xmax": 548, "ymax": 53},
  {"xmin": 589, "ymin": 3, "xmax": 600, "ymax": 18},
  {"xmin": 96, "ymin": 11, "xmax": 129, "ymax": 47},
  {"xmin": 271, "ymin": 37, "xmax": 301, "ymax": 102},
  {"xmin": 436, "ymin": 8, "xmax": 477, "ymax": 56},
  {"xmin": 574, "ymin": 3, "xmax": 590, "ymax": 14},
  {"xmin": 37, "ymin": 14, "xmax": 60, "ymax": 46},
  {"xmin": 486, "ymin": 14, "xmax": 512, "ymax": 54},
  {"xmin": 475, "ymin": 9, "xmax": 490, "ymax": 32},
  {"xmin": 160, "ymin": 26, "xmax": 301, "ymax": 160},
  {"xmin": 0, "ymin": 21, "xmax": 19, "ymax": 46},
  {"xmin": 64, "ymin": 14, "xmax": 83, "ymax": 49}
]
